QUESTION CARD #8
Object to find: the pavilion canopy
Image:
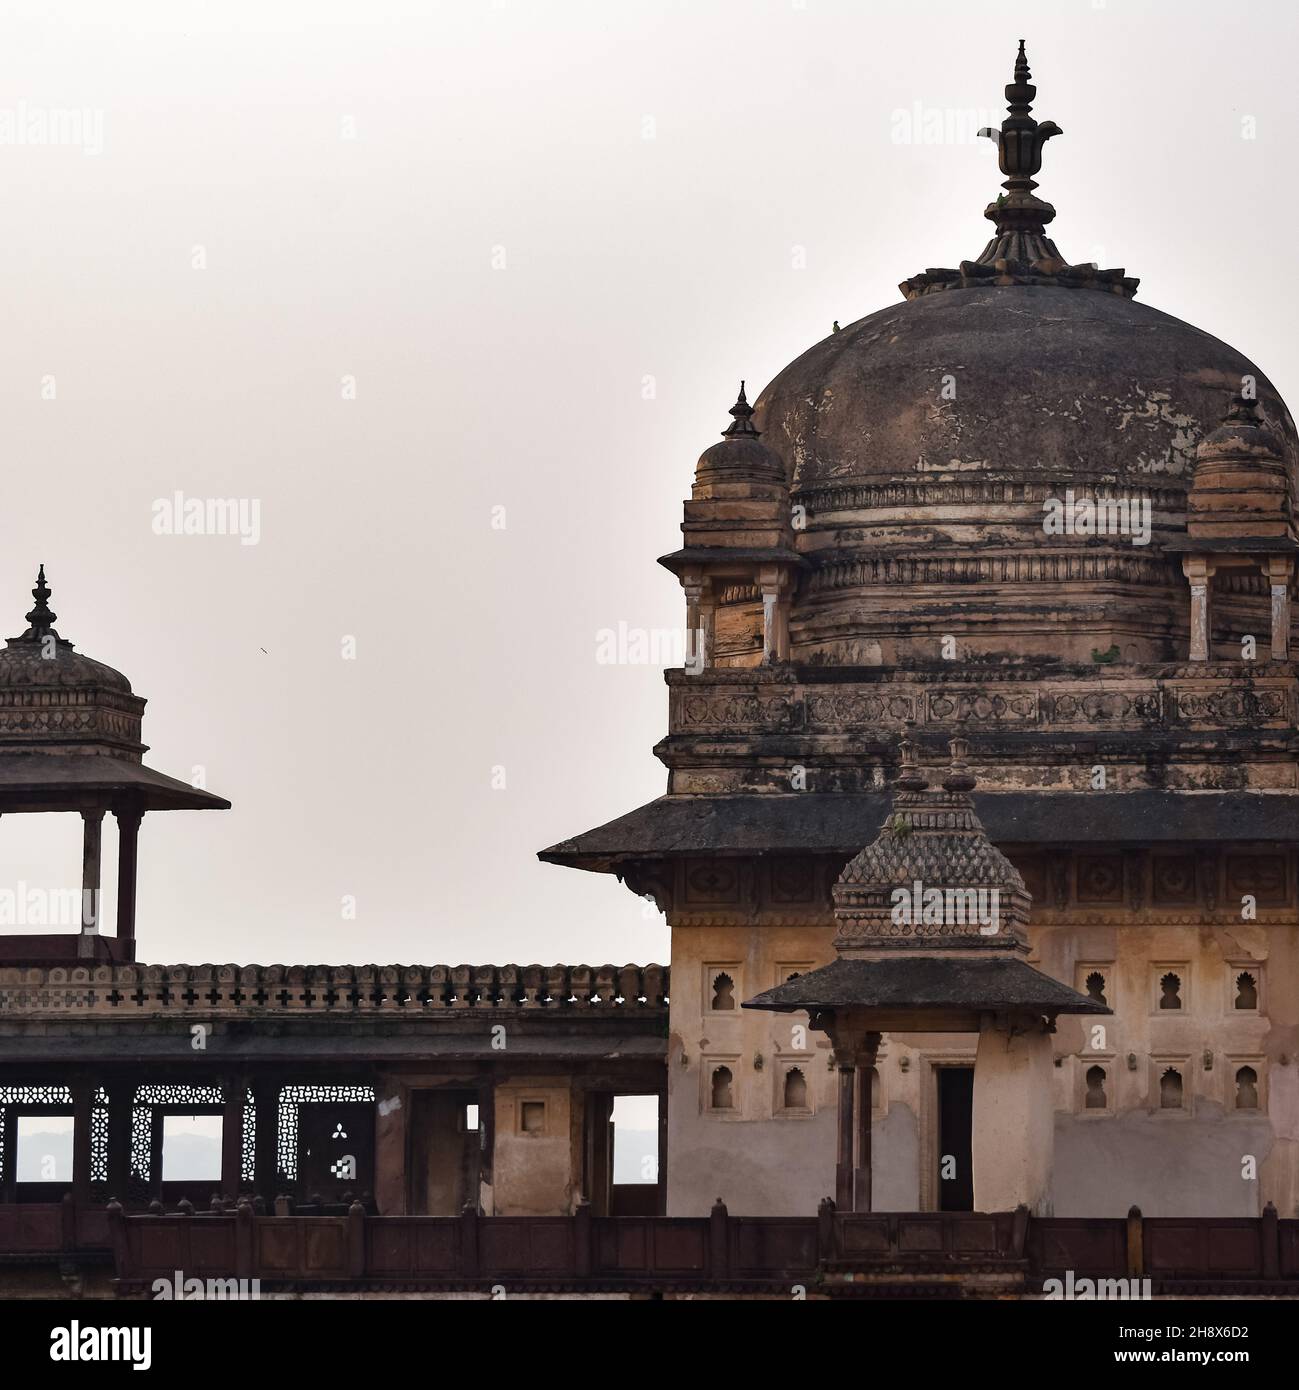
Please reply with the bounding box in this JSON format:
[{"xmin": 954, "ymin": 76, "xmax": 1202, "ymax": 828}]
[
  {"xmin": 742, "ymin": 955, "xmax": 1110, "ymax": 1018},
  {"xmin": 0, "ymin": 752, "xmax": 230, "ymax": 813}
]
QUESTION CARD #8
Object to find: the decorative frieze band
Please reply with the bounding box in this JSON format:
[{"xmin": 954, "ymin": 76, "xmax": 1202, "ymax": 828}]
[
  {"xmin": 796, "ymin": 480, "xmax": 1185, "ymax": 514},
  {"xmin": 805, "ymin": 550, "xmax": 1176, "ymax": 593},
  {"xmin": 670, "ymin": 674, "xmax": 1294, "ymax": 735}
]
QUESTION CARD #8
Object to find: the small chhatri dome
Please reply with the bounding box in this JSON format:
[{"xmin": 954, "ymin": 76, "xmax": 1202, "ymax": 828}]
[
  {"xmin": 0, "ymin": 567, "xmax": 140, "ymax": 753},
  {"xmin": 832, "ymin": 736, "xmax": 1029, "ymax": 954},
  {"xmin": 1187, "ymin": 391, "xmax": 1293, "ymax": 544},
  {"xmin": 0, "ymin": 567, "xmax": 134, "ymax": 698},
  {"xmin": 694, "ymin": 381, "xmax": 786, "ymax": 492}
]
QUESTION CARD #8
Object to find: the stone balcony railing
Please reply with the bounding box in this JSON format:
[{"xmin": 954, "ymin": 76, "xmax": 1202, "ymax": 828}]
[
  {"xmin": 6, "ymin": 1195, "xmax": 1298, "ymax": 1296},
  {"xmin": 0, "ymin": 962, "xmax": 669, "ymax": 1018}
]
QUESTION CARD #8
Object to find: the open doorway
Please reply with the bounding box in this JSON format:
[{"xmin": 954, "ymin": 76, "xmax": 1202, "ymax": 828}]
[
  {"xmin": 583, "ymin": 1092, "xmax": 663, "ymax": 1215},
  {"xmin": 937, "ymin": 1066, "xmax": 974, "ymax": 1211},
  {"xmin": 408, "ymin": 1089, "xmax": 481, "ymax": 1215}
]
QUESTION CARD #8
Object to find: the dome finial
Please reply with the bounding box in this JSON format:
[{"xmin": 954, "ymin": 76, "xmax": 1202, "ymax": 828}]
[
  {"xmin": 902, "ymin": 45, "xmax": 1138, "ymax": 298},
  {"xmin": 721, "ymin": 380, "xmax": 760, "ymax": 439},
  {"xmin": 975, "ymin": 40, "xmax": 1063, "ymax": 264},
  {"xmin": 22, "ymin": 564, "xmax": 58, "ymax": 641}
]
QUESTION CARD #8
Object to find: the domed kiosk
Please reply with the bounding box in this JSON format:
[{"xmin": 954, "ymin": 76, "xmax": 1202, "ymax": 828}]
[{"xmin": 0, "ymin": 568, "xmax": 229, "ymax": 964}]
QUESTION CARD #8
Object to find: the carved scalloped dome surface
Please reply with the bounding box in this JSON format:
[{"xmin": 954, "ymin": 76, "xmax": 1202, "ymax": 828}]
[
  {"xmin": 755, "ymin": 286, "xmax": 1298, "ymax": 500},
  {"xmin": 0, "ymin": 643, "xmax": 132, "ymax": 692},
  {"xmin": 836, "ymin": 795, "xmax": 1027, "ymax": 894}
]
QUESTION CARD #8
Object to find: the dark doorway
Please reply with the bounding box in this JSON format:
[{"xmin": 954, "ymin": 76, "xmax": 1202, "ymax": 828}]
[
  {"xmin": 937, "ymin": 1067, "xmax": 974, "ymax": 1211},
  {"xmin": 408, "ymin": 1090, "xmax": 481, "ymax": 1215}
]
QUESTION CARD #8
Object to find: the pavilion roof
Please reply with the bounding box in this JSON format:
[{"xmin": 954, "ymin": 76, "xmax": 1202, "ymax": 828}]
[
  {"xmin": 0, "ymin": 751, "xmax": 229, "ymax": 812},
  {"xmin": 540, "ymin": 789, "xmax": 1299, "ymax": 871},
  {"xmin": 742, "ymin": 955, "xmax": 1108, "ymax": 1017}
]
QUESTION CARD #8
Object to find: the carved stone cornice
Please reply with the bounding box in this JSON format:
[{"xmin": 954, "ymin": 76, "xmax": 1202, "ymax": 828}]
[{"xmin": 0, "ymin": 962, "xmax": 671, "ymax": 1018}]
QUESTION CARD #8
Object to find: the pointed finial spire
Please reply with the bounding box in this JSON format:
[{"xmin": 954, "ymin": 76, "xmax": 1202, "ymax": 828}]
[
  {"xmin": 942, "ymin": 737, "xmax": 977, "ymax": 795},
  {"xmin": 22, "ymin": 564, "xmax": 59, "ymax": 640},
  {"xmin": 895, "ymin": 720, "xmax": 929, "ymax": 792},
  {"xmin": 721, "ymin": 380, "xmax": 761, "ymax": 439},
  {"xmin": 975, "ymin": 40, "xmax": 1064, "ymax": 264}
]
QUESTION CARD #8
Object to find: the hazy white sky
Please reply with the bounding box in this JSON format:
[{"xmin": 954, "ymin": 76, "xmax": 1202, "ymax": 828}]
[{"xmin": 0, "ymin": 0, "xmax": 1294, "ymax": 966}]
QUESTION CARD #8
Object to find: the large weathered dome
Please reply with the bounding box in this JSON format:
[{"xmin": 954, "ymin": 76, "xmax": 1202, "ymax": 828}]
[
  {"xmin": 758, "ymin": 288, "xmax": 1296, "ymax": 496},
  {"xmin": 731, "ymin": 48, "xmax": 1299, "ymax": 668}
]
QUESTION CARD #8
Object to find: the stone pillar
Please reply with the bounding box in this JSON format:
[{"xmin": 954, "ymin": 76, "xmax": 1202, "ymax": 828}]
[
  {"xmin": 835, "ymin": 1064, "xmax": 854, "ymax": 1210},
  {"xmin": 374, "ymin": 1078, "xmax": 407, "ymax": 1215},
  {"xmin": 971, "ymin": 1013, "xmax": 1055, "ymax": 1214},
  {"xmin": 699, "ymin": 591, "xmax": 716, "ymax": 671},
  {"xmin": 758, "ymin": 566, "xmax": 790, "ymax": 663},
  {"xmin": 252, "ymin": 1081, "xmax": 281, "ymax": 1200},
  {"xmin": 106, "ymin": 1080, "xmax": 134, "ymax": 1201},
  {"xmin": 1182, "ymin": 556, "xmax": 1214, "ymax": 661},
  {"xmin": 221, "ymin": 1079, "xmax": 245, "ymax": 1198},
  {"xmin": 72, "ymin": 1081, "xmax": 93, "ymax": 1202},
  {"xmin": 78, "ymin": 810, "xmax": 104, "ymax": 958},
  {"xmin": 681, "ymin": 572, "xmax": 713, "ymax": 673},
  {"xmin": 851, "ymin": 1034, "xmax": 880, "ymax": 1212},
  {"xmin": 1267, "ymin": 556, "xmax": 1292, "ymax": 661},
  {"xmin": 114, "ymin": 808, "xmax": 143, "ymax": 944}
]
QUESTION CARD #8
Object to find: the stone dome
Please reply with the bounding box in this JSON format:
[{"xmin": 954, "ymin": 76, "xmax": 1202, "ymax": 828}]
[
  {"xmin": 738, "ymin": 50, "xmax": 1299, "ymax": 668},
  {"xmin": 694, "ymin": 382, "xmax": 785, "ymax": 493},
  {"xmin": 0, "ymin": 568, "xmax": 143, "ymax": 755},
  {"xmin": 758, "ymin": 288, "xmax": 1296, "ymax": 499},
  {"xmin": 0, "ymin": 642, "xmax": 133, "ymax": 693}
]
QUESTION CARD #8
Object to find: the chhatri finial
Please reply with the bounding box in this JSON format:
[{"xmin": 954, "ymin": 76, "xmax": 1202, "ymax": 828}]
[
  {"xmin": 895, "ymin": 720, "xmax": 929, "ymax": 792},
  {"xmin": 942, "ymin": 737, "xmax": 977, "ymax": 795},
  {"xmin": 23, "ymin": 564, "xmax": 58, "ymax": 640},
  {"xmin": 721, "ymin": 381, "xmax": 760, "ymax": 439}
]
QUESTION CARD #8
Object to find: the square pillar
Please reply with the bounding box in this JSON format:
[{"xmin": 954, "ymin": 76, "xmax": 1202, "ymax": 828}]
[
  {"xmin": 252, "ymin": 1081, "xmax": 281, "ymax": 1200},
  {"xmin": 221, "ymin": 1079, "xmax": 246, "ymax": 1198},
  {"xmin": 78, "ymin": 809, "xmax": 104, "ymax": 958},
  {"xmin": 758, "ymin": 566, "xmax": 791, "ymax": 664},
  {"xmin": 72, "ymin": 1081, "xmax": 93, "ymax": 1203},
  {"xmin": 1266, "ymin": 556, "xmax": 1293, "ymax": 661},
  {"xmin": 851, "ymin": 1034, "xmax": 880, "ymax": 1213},
  {"xmin": 1181, "ymin": 556, "xmax": 1215, "ymax": 661},
  {"xmin": 106, "ymin": 1080, "xmax": 134, "ymax": 1202},
  {"xmin": 971, "ymin": 1013, "xmax": 1055, "ymax": 1215},
  {"xmin": 374, "ymin": 1077, "xmax": 408, "ymax": 1215},
  {"xmin": 834, "ymin": 1063, "xmax": 854, "ymax": 1210},
  {"xmin": 681, "ymin": 570, "xmax": 714, "ymax": 673},
  {"xmin": 113, "ymin": 807, "xmax": 143, "ymax": 944}
]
